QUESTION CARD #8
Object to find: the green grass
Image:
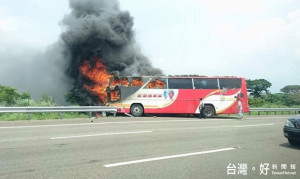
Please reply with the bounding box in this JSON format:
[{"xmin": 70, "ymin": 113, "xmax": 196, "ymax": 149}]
[{"xmin": 0, "ymin": 112, "xmax": 90, "ymax": 121}]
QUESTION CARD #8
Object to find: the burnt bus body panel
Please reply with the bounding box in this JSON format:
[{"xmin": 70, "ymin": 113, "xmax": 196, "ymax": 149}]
[{"xmin": 120, "ymin": 86, "xmax": 141, "ymax": 101}]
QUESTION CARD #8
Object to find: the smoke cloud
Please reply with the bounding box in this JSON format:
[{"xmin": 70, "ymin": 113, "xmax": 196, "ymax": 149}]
[
  {"xmin": 0, "ymin": 42, "xmax": 71, "ymax": 105},
  {"xmin": 61, "ymin": 0, "xmax": 163, "ymax": 105},
  {"xmin": 0, "ymin": 0, "xmax": 162, "ymax": 106}
]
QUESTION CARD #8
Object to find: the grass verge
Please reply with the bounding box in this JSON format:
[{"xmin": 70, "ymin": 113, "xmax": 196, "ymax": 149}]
[{"xmin": 0, "ymin": 112, "xmax": 90, "ymax": 121}]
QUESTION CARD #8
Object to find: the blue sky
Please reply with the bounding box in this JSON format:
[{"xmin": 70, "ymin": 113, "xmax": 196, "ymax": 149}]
[{"xmin": 0, "ymin": 0, "xmax": 300, "ymax": 95}]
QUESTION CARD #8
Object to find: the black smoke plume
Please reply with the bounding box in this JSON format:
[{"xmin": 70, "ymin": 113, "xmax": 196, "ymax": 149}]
[{"xmin": 61, "ymin": 0, "xmax": 163, "ymax": 105}]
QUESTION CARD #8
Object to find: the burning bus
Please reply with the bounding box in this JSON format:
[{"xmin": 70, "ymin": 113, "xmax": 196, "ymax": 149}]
[
  {"xmin": 79, "ymin": 58, "xmax": 249, "ymax": 117},
  {"xmin": 106, "ymin": 76, "xmax": 249, "ymax": 117}
]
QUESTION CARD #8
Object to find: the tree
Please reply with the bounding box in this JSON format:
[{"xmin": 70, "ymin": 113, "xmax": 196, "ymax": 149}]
[
  {"xmin": 37, "ymin": 94, "xmax": 56, "ymax": 106},
  {"xmin": 65, "ymin": 87, "xmax": 81, "ymax": 105},
  {"xmin": 248, "ymin": 97, "xmax": 265, "ymax": 107},
  {"xmin": 246, "ymin": 79, "xmax": 272, "ymax": 98},
  {"xmin": 16, "ymin": 92, "xmax": 34, "ymax": 106},
  {"xmin": 65, "ymin": 92, "xmax": 79, "ymax": 105},
  {"xmin": 0, "ymin": 85, "xmax": 20, "ymax": 106},
  {"xmin": 280, "ymin": 85, "xmax": 300, "ymax": 94},
  {"xmin": 291, "ymin": 92, "xmax": 300, "ymax": 105}
]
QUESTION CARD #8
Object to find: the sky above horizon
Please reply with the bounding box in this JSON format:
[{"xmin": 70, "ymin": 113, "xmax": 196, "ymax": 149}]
[{"xmin": 0, "ymin": 0, "xmax": 300, "ymax": 98}]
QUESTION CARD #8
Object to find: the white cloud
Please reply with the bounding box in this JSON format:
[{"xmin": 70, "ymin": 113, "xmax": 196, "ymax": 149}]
[
  {"xmin": 0, "ymin": 0, "xmax": 69, "ymax": 49},
  {"xmin": 208, "ymin": 8, "xmax": 300, "ymax": 91},
  {"xmin": 200, "ymin": 0, "xmax": 267, "ymax": 14},
  {"xmin": 211, "ymin": 21, "xmax": 235, "ymax": 45},
  {"xmin": 209, "ymin": 9, "xmax": 300, "ymax": 52}
]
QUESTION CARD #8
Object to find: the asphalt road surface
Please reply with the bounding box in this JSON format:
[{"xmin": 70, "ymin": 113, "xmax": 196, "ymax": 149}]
[{"xmin": 0, "ymin": 115, "xmax": 299, "ymax": 179}]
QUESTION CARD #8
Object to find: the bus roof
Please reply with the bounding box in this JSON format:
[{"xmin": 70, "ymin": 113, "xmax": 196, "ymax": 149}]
[{"xmin": 116, "ymin": 76, "xmax": 245, "ymax": 79}]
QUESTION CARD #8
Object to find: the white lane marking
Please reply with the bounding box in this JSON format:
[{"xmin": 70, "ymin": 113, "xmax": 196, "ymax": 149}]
[
  {"xmin": 0, "ymin": 119, "xmax": 235, "ymax": 129},
  {"xmin": 235, "ymin": 123, "xmax": 274, "ymax": 128},
  {"xmin": 243, "ymin": 116, "xmax": 286, "ymax": 120},
  {"xmin": 0, "ymin": 115, "xmax": 286, "ymax": 129},
  {"xmin": 50, "ymin": 131, "xmax": 153, "ymax": 140},
  {"xmin": 158, "ymin": 123, "xmax": 276, "ymax": 131},
  {"xmin": 104, "ymin": 147, "xmax": 237, "ymax": 168}
]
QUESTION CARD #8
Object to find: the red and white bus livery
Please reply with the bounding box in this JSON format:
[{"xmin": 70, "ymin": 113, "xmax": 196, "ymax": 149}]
[{"xmin": 107, "ymin": 76, "xmax": 249, "ymax": 117}]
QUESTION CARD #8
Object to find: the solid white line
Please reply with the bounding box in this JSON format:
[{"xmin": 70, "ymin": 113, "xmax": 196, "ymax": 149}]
[
  {"xmin": 103, "ymin": 147, "xmax": 237, "ymax": 168},
  {"xmin": 50, "ymin": 131, "xmax": 153, "ymax": 140},
  {"xmin": 0, "ymin": 119, "xmax": 234, "ymax": 129},
  {"xmin": 235, "ymin": 123, "xmax": 274, "ymax": 128},
  {"xmin": 244, "ymin": 116, "xmax": 286, "ymax": 120}
]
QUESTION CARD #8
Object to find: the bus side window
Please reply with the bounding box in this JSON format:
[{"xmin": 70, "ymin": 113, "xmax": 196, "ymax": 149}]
[
  {"xmin": 145, "ymin": 78, "xmax": 167, "ymax": 89},
  {"xmin": 168, "ymin": 78, "xmax": 193, "ymax": 89},
  {"xmin": 193, "ymin": 78, "xmax": 218, "ymax": 89},
  {"xmin": 219, "ymin": 78, "xmax": 242, "ymax": 89}
]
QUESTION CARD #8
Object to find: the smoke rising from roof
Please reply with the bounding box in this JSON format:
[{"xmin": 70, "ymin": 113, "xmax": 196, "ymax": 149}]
[{"xmin": 61, "ymin": 0, "xmax": 163, "ymax": 105}]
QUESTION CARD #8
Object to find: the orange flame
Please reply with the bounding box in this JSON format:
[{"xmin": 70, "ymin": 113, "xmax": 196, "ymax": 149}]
[
  {"xmin": 79, "ymin": 58, "xmax": 111, "ymax": 104},
  {"xmin": 110, "ymin": 77, "xmax": 130, "ymax": 87},
  {"xmin": 131, "ymin": 78, "xmax": 145, "ymax": 87},
  {"xmin": 147, "ymin": 79, "xmax": 166, "ymax": 88},
  {"xmin": 110, "ymin": 90, "xmax": 120, "ymax": 102}
]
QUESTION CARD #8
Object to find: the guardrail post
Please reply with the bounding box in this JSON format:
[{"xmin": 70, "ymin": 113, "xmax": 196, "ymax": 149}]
[
  {"xmin": 88, "ymin": 106, "xmax": 92, "ymax": 118},
  {"xmin": 102, "ymin": 112, "xmax": 106, "ymax": 117},
  {"xmin": 60, "ymin": 112, "xmax": 63, "ymax": 119},
  {"xmin": 27, "ymin": 113, "xmax": 31, "ymax": 120}
]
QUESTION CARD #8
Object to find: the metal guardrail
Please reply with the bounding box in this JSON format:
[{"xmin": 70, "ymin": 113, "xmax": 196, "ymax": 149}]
[
  {"xmin": 0, "ymin": 106, "xmax": 299, "ymax": 119},
  {"xmin": 249, "ymin": 108, "xmax": 300, "ymax": 115},
  {"xmin": 0, "ymin": 106, "xmax": 117, "ymax": 119}
]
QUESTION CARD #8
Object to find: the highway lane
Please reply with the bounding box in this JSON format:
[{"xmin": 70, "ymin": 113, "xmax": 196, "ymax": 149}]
[{"xmin": 0, "ymin": 116, "xmax": 299, "ymax": 179}]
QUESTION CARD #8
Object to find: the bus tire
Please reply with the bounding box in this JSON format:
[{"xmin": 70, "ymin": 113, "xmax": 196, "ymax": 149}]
[
  {"xmin": 130, "ymin": 104, "xmax": 144, "ymax": 117},
  {"xmin": 204, "ymin": 105, "xmax": 215, "ymax": 118}
]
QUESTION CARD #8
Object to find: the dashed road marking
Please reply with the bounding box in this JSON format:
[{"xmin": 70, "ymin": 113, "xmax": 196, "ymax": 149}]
[
  {"xmin": 50, "ymin": 131, "xmax": 153, "ymax": 140},
  {"xmin": 104, "ymin": 147, "xmax": 238, "ymax": 167}
]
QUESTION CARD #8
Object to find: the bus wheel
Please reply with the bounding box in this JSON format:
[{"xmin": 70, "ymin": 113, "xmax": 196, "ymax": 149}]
[
  {"xmin": 204, "ymin": 105, "xmax": 215, "ymax": 118},
  {"xmin": 130, "ymin": 104, "xmax": 144, "ymax": 117}
]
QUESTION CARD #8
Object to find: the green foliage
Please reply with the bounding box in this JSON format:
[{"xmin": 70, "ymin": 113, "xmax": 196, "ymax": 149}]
[
  {"xmin": 248, "ymin": 97, "xmax": 265, "ymax": 107},
  {"xmin": 36, "ymin": 94, "xmax": 56, "ymax": 106},
  {"xmin": 259, "ymin": 93, "xmax": 293, "ymax": 107},
  {"xmin": 0, "ymin": 85, "xmax": 57, "ymax": 107},
  {"xmin": 0, "ymin": 85, "xmax": 20, "ymax": 106},
  {"xmin": 291, "ymin": 92, "xmax": 300, "ymax": 105},
  {"xmin": 65, "ymin": 91, "xmax": 79, "ymax": 105},
  {"xmin": 16, "ymin": 92, "xmax": 33, "ymax": 106},
  {"xmin": 0, "ymin": 112, "xmax": 89, "ymax": 121},
  {"xmin": 19, "ymin": 92, "xmax": 31, "ymax": 100},
  {"xmin": 16, "ymin": 99, "xmax": 35, "ymax": 106},
  {"xmin": 246, "ymin": 79, "xmax": 272, "ymax": 98},
  {"xmin": 280, "ymin": 85, "xmax": 300, "ymax": 94}
]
